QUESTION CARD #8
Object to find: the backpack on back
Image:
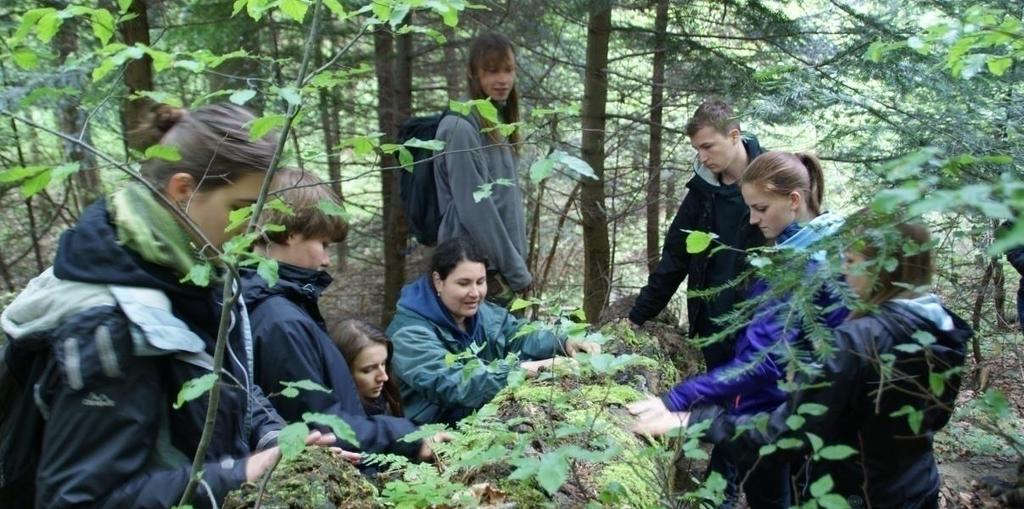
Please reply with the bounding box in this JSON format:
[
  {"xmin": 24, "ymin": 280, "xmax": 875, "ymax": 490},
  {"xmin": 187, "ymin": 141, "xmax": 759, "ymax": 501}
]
[
  {"xmin": 397, "ymin": 111, "xmax": 453, "ymax": 246},
  {"xmin": 0, "ymin": 339, "xmax": 49, "ymax": 508}
]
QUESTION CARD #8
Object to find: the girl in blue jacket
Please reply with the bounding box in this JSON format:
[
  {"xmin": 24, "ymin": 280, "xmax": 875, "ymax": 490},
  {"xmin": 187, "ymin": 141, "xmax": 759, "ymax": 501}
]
[{"xmin": 630, "ymin": 151, "xmax": 850, "ymax": 508}]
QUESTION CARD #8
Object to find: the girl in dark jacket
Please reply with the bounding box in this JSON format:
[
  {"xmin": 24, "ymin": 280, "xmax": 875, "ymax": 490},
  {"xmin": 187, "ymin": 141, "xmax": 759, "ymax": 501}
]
[
  {"xmin": 630, "ymin": 151, "xmax": 849, "ymax": 508},
  {"xmin": 638, "ymin": 221, "xmax": 970, "ymax": 509},
  {"xmin": 0, "ymin": 104, "xmax": 335, "ymax": 509},
  {"xmin": 330, "ymin": 319, "xmax": 404, "ymax": 417}
]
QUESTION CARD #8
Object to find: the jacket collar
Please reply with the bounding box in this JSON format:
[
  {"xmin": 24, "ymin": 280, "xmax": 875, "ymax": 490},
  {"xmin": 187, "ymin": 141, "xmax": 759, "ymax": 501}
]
[{"xmin": 397, "ymin": 275, "xmax": 484, "ymax": 348}]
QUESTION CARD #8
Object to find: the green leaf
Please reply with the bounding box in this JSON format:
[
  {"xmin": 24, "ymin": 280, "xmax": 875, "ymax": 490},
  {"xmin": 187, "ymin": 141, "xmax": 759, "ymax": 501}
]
[
  {"xmin": 90, "ymin": 9, "xmax": 115, "ymax": 46},
  {"xmin": 51, "ymin": 162, "xmax": 80, "ymax": 181},
  {"xmin": 281, "ymin": 379, "xmax": 332, "ymax": 394},
  {"xmin": 987, "ymin": 55, "xmax": 1013, "ymax": 76},
  {"xmin": 473, "ymin": 183, "xmax": 494, "ymax": 203},
  {"xmin": 144, "ymin": 144, "xmax": 182, "ymax": 161},
  {"xmin": 317, "ymin": 199, "xmax": 348, "ymax": 219},
  {"xmin": 92, "ymin": 58, "xmax": 118, "ymax": 82},
  {"xmin": 786, "ymin": 414, "xmax": 806, "ymax": 431},
  {"xmin": 12, "ymin": 48, "xmax": 39, "ymax": 70},
  {"xmin": 448, "ymin": 99, "xmax": 472, "ymax": 116},
  {"xmin": 806, "ymin": 432, "xmax": 824, "ymax": 452},
  {"xmin": 341, "ymin": 134, "xmax": 379, "ymax": 156},
  {"xmin": 776, "ymin": 438, "xmax": 804, "ymax": 450},
  {"xmin": 809, "ymin": 474, "xmax": 834, "ymax": 498},
  {"xmin": 278, "ymin": 422, "xmax": 309, "ymax": 461},
  {"xmin": 536, "ymin": 451, "xmax": 569, "ymax": 495},
  {"xmin": 180, "ymin": 263, "xmax": 212, "ymax": 287},
  {"xmin": 248, "ymin": 114, "xmax": 286, "ymax": 140},
  {"xmin": 890, "ymin": 405, "xmax": 923, "ymax": 434},
  {"xmin": 551, "ymin": 150, "xmax": 596, "ymax": 179},
  {"xmin": 266, "ymin": 197, "xmax": 294, "ymax": 216},
  {"xmin": 529, "ymin": 158, "xmax": 556, "ymax": 183},
  {"xmin": 322, "ymin": 0, "xmax": 346, "ymax": 17},
  {"xmin": 928, "ymin": 372, "xmax": 945, "ymax": 397},
  {"xmin": 797, "ymin": 403, "xmax": 828, "ymax": 416},
  {"xmin": 278, "ymin": 0, "xmax": 308, "ymax": 22},
  {"xmin": 36, "ymin": 10, "xmax": 63, "ymax": 43},
  {"xmin": 818, "ymin": 494, "xmax": 851, "ymax": 509},
  {"xmin": 472, "ymin": 99, "xmax": 499, "ymax": 124},
  {"xmin": 225, "ymin": 204, "xmax": 254, "ymax": 232},
  {"xmin": 144, "ymin": 48, "xmax": 173, "ymax": 72},
  {"xmin": 117, "ymin": 0, "xmax": 133, "ymax": 14},
  {"xmin": 280, "ymin": 387, "xmax": 299, "ymax": 398},
  {"xmin": 893, "ymin": 343, "xmax": 923, "ymax": 354},
  {"xmin": 20, "ymin": 170, "xmax": 52, "ymax": 198},
  {"xmin": 276, "ymin": 86, "xmax": 302, "ymax": 106},
  {"xmin": 758, "ymin": 444, "xmax": 777, "ymax": 457},
  {"xmin": 229, "ymin": 89, "xmax": 257, "ymax": 105},
  {"xmin": 509, "ymin": 298, "xmax": 532, "ymax": 312},
  {"xmin": 402, "ymin": 138, "xmax": 445, "ymax": 151},
  {"xmin": 397, "ymin": 147, "xmax": 414, "ymax": 170},
  {"xmin": 818, "ymin": 445, "xmax": 858, "ymax": 460},
  {"xmin": 302, "ymin": 412, "xmax": 359, "ymax": 448},
  {"xmin": 257, "ymin": 257, "xmax": 279, "ymax": 287},
  {"xmin": 173, "ymin": 373, "xmax": 218, "ymax": 409},
  {"xmin": 686, "ymin": 231, "xmax": 713, "ymax": 254},
  {"xmin": 0, "ymin": 166, "xmax": 46, "ymax": 183}
]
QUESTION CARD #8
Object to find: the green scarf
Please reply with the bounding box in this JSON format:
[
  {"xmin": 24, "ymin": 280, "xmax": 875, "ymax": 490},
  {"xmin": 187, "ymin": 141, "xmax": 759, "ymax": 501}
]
[{"xmin": 108, "ymin": 183, "xmax": 200, "ymax": 279}]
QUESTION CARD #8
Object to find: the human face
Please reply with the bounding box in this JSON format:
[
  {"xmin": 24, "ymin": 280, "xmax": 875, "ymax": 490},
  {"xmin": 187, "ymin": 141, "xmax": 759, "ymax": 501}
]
[
  {"xmin": 742, "ymin": 183, "xmax": 799, "ymax": 241},
  {"xmin": 842, "ymin": 250, "xmax": 872, "ymax": 300},
  {"xmin": 475, "ymin": 50, "xmax": 516, "ymax": 102},
  {"xmin": 351, "ymin": 343, "xmax": 389, "ymax": 401},
  {"xmin": 433, "ymin": 260, "xmax": 487, "ymax": 325},
  {"xmin": 689, "ymin": 126, "xmax": 742, "ymax": 175},
  {"xmin": 271, "ymin": 234, "xmax": 332, "ymax": 271},
  {"xmin": 181, "ymin": 172, "xmax": 265, "ymax": 250}
]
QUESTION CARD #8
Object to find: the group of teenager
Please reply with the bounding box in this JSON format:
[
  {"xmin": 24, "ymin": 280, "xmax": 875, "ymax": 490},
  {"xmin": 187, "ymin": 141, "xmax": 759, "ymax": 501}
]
[{"xmin": 0, "ymin": 29, "xmax": 971, "ymax": 509}]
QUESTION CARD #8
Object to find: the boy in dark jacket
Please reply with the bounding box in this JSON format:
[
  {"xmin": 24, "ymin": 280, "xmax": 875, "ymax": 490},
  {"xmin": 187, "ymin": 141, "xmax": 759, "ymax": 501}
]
[
  {"xmin": 243, "ymin": 169, "xmax": 440, "ymax": 461},
  {"xmin": 629, "ymin": 100, "xmax": 765, "ymax": 369}
]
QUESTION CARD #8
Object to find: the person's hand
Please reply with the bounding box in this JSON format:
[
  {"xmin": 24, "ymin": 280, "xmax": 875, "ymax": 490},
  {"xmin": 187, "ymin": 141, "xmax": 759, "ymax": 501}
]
[
  {"xmin": 245, "ymin": 447, "xmax": 282, "ymax": 482},
  {"xmin": 330, "ymin": 447, "xmax": 361, "ymax": 464},
  {"xmin": 521, "ymin": 359, "xmax": 554, "ymax": 378},
  {"xmin": 631, "ymin": 410, "xmax": 690, "ymax": 437},
  {"xmin": 418, "ymin": 431, "xmax": 454, "ymax": 461},
  {"xmin": 564, "ymin": 339, "xmax": 601, "ymax": 357},
  {"xmin": 626, "ymin": 396, "xmax": 668, "ymax": 418},
  {"xmin": 304, "ymin": 429, "xmax": 336, "ymax": 447}
]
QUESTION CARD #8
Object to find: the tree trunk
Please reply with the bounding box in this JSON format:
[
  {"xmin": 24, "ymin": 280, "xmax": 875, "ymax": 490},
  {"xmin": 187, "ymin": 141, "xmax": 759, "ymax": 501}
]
[
  {"xmin": 971, "ymin": 258, "xmax": 994, "ymax": 367},
  {"xmin": 645, "ymin": 0, "xmax": 668, "ymax": 273},
  {"xmin": 442, "ymin": 26, "xmax": 461, "ymax": 100},
  {"xmin": 317, "ymin": 38, "xmax": 348, "ymax": 269},
  {"xmin": 53, "ymin": 5, "xmax": 101, "ymax": 206},
  {"xmin": 579, "ymin": 0, "xmax": 613, "ymax": 323},
  {"xmin": 994, "ymin": 261, "xmax": 1011, "ymax": 330},
  {"xmin": 374, "ymin": 25, "xmax": 411, "ymax": 325},
  {"xmin": 119, "ymin": 0, "xmax": 155, "ymax": 151},
  {"xmin": 540, "ymin": 184, "xmax": 581, "ymax": 296}
]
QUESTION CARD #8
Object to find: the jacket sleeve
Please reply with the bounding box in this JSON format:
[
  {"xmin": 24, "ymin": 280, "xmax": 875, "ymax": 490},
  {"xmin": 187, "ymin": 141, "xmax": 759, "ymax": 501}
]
[
  {"xmin": 439, "ymin": 117, "xmax": 532, "ymax": 290},
  {"xmin": 494, "ymin": 305, "xmax": 566, "ymax": 361},
  {"xmin": 629, "ymin": 191, "xmax": 698, "ymax": 325},
  {"xmin": 689, "ymin": 328, "xmax": 863, "ymax": 465},
  {"xmin": 662, "ymin": 302, "xmax": 790, "ymax": 411},
  {"xmin": 248, "ymin": 382, "xmax": 285, "ymax": 450},
  {"xmin": 36, "ymin": 317, "xmax": 245, "ymax": 509},
  {"xmin": 253, "ymin": 318, "xmax": 420, "ymax": 458},
  {"xmin": 391, "ymin": 321, "xmax": 515, "ymax": 412},
  {"xmin": 1007, "ymin": 245, "xmax": 1024, "ymax": 276}
]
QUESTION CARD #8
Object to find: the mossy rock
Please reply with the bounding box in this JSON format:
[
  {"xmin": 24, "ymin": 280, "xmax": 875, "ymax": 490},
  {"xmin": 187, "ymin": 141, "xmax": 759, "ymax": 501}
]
[{"xmin": 223, "ymin": 447, "xmax": 379, "ymax": 509}]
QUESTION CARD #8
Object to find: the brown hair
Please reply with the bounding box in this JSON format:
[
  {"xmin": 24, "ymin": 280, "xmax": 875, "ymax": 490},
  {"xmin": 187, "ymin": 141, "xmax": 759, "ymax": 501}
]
[
  {"xmin": 329, "ymin": 319, "xmax": 403, "ymax": 416},
  {"xmin": 259, "ymin": 169, "xmax": 348, "ymax": 245},
  {"xmin": 850, "ymin": 220, "xmax": 934, "ymax": 310},
  {"xmin": 685, "ymin": 99, "xmax": 740, "ymax": 137},
  {"xmin": 134, "ymin": 103, "xmax": 278, "ymax": 191},
  {"xmin": 742, "ymin": 151, "xmax": 825, "ymax": 216},
  {"xmin": 466, "ymin": 31, "xmax": 521, "ymax": 151}
]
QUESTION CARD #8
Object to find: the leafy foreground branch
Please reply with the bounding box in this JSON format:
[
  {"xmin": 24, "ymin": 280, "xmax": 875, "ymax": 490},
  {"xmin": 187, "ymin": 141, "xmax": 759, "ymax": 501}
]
[{"xmin": 218, "ymin": 323, "xmax": 724, "ymax": 508}]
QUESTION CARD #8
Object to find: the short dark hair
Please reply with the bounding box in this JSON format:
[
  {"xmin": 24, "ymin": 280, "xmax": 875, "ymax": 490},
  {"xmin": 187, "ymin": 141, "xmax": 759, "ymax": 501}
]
[
  {"xmin": 260, "ymin": 169, "xmax": 348, "ymax": 244},
  {"xmin": 685, "ymin": 100, "xmax": 740, "ymax": 137},
  {"xmin": 430, "ymin": 237, "xmax": 488, "ymax": 280},
  {"xmin": 135, "ymin": 103, "xmax": 278, "ymax": 191}
]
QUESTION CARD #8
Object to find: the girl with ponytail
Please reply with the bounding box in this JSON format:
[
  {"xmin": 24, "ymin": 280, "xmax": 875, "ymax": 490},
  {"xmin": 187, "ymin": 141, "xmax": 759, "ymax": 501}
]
[{"xmin": 630, "ymin": 151, "xmax": 850, "ymax": 508}]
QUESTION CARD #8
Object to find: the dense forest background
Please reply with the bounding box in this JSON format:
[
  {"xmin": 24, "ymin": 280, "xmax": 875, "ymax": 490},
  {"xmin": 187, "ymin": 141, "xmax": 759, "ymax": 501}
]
[{"xmin": 1, "ymin": 0, "xmax": 1023, "ymax": 506}]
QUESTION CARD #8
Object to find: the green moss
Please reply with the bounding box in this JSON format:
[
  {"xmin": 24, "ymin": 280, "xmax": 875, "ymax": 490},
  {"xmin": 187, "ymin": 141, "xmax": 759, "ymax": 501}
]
[
  {"xmin": 579, "ymin": 384, "xmax": 643, "ymax": 406},
  {"xmin": 223, "ymin": 447, "xmax": 379, "ymax": 509}
]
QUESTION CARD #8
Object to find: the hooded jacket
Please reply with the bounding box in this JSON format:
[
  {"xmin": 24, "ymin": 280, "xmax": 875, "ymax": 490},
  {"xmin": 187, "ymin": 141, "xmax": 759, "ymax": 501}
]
[
  {"xmin": 386, "ymin": 276, "xmax": 565, "ymax": 424},
  {"xmin": 691, "ymin": 296, "xmax": 971, "ymax": 508},
  {"xmin": 1006, "ymin": 244, "xmax": 1024, "ymax": 330},
  {"xmin": 0, "ymin": 201, "xmax": 282, "ymax": 509},
  {"xmin": 434, "ymin": 111, "xmax": 530, "ymax": 291},
  {"xmin": 662, "ymin": 213, "xmax": 849, "ymax": 415},
  {"xmin": 240, "ymin": 264, "xmax": 420, "ymax": 458},
  {"xmin": 629, "ymin": 135, "xmax": 766, "ymax": 367}
]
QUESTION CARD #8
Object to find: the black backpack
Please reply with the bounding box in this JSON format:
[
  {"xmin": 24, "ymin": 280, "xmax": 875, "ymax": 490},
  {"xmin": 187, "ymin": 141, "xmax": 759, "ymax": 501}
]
[{"xmin": 397, "ymin": 111, "xmax": 453, "ymax": 246}]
